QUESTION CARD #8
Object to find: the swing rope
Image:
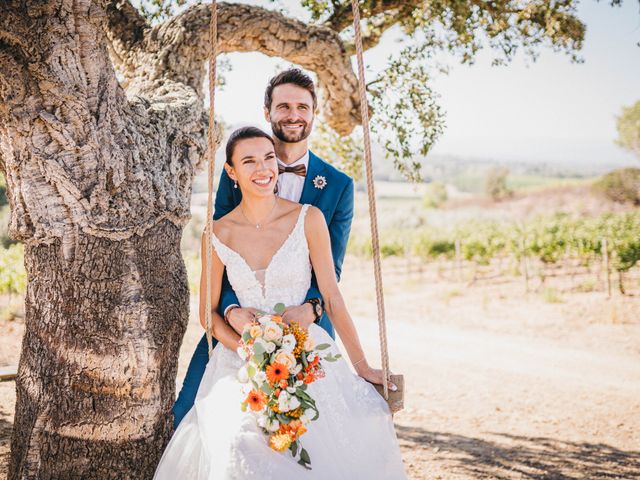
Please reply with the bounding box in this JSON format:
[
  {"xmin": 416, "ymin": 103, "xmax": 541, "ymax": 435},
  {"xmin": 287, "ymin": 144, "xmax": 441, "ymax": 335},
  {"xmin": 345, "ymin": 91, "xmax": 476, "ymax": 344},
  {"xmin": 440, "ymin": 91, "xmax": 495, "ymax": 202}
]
[
  {"xmin": 204, "ymin": 0, "xmax": 218, "ymax": 357},
  {"xmin": 349, "ymin": 0, "xmax": 391, "ymax": 401}
]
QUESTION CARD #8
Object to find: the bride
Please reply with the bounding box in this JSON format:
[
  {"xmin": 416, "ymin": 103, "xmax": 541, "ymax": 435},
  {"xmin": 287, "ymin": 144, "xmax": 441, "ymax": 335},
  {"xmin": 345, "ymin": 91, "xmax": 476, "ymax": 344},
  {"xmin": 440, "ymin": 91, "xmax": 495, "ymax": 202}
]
[{"xmin": 154, "ymin": 127, "xmax": 407, "ymax": 479}]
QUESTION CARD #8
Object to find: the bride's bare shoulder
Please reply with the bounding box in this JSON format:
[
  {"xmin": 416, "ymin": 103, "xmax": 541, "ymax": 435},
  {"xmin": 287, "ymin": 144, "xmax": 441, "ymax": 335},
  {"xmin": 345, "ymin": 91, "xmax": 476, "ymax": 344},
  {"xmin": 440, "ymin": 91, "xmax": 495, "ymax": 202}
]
[
  {"xmin": 303, "ymin": 205, "xmax": 327, "ymax": 233},
  {"xmin": 202, "ymin": 208, "xmax": 242, "ymax": 243},
  {"xmin": 277, "ymin": 197, "xmax": 302, "ymax": 214}
]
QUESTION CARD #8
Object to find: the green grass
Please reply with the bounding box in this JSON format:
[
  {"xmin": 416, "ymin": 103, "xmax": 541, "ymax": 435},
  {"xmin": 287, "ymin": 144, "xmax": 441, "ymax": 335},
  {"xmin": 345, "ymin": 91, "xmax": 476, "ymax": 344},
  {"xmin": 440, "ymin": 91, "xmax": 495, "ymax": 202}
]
[
  {"xmin": 506, "ymin": 174, "xmax": 594, "ymax": 193},
  {"xmin": 542, "ymin": 286, "xmax": 563, "ymax": 304}
]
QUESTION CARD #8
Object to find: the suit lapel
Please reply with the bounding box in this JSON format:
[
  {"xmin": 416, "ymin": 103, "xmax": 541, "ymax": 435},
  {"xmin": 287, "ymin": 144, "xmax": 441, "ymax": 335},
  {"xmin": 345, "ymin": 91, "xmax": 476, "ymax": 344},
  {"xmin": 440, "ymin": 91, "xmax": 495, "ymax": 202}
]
[{"xmin": 299, "ymin": 151, "xmax": 326, "ymax": 205}]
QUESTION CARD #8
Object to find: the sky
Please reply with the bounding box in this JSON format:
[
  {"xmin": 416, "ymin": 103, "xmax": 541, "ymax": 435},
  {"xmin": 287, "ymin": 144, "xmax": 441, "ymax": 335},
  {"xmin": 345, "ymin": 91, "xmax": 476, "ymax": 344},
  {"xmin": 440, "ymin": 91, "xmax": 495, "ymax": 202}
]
[{"xmin": 209, "ymin": 0, "xmax": 640, "ymax": 167}]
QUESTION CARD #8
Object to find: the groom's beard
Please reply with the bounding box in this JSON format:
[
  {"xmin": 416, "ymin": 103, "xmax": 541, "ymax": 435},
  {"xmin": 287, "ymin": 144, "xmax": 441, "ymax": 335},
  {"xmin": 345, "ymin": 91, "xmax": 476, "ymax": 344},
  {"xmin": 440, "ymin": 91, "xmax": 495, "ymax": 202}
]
[{"xmin": 271, "ymin": 119, "xmax": 313, "ymax": 144}]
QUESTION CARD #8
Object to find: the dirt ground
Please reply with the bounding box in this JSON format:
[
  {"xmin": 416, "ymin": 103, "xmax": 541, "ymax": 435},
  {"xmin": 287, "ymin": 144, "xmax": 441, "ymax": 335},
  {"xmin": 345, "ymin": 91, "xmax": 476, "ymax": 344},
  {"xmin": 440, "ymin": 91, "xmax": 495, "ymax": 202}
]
[{"xmin": 1, "ymin": 256, "xmax": 639, "ymax": 479}]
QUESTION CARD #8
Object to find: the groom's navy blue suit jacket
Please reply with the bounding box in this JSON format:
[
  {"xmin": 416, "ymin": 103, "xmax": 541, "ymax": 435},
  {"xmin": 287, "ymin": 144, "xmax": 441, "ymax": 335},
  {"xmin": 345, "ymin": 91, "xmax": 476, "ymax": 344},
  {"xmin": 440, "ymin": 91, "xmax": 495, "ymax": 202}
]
[{"xmin": 172, "ymin": 151, "xmax": 354, "ymax": 428}]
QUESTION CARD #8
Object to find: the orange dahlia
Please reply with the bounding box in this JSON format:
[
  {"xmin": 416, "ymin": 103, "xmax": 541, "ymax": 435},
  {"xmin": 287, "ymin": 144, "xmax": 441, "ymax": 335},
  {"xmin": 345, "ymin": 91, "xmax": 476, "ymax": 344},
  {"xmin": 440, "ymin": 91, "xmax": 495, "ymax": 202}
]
[
  {"xmin": 287, "ymin": 407, "xmax": 303, "ymax": 419},
  {"xmin": 266, "ymin": 362, "xmax": 289, "ymax": 385},
  {"xmin": 279, "ymin": 420, "xmax": 307, "ymax": 439},
  {"xmin": 269, "ymin": 433, "xmax": 293, "ymax": 452},
  {"xmin": 244, "ymin": 389, "xmax": 267, "ymax": 412}
]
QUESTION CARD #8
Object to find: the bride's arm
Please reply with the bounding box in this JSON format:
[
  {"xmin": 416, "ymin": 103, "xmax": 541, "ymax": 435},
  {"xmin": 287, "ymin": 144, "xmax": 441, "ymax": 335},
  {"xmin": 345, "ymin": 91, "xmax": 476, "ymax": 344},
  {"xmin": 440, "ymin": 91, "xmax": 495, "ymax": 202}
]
[
  {"xmin": 199, "ymin": 230, "xmax": 241, "ymax": 350},
  {"xmin": 305, "ymin": 207, "xmax": 391, "ymax": 387}
]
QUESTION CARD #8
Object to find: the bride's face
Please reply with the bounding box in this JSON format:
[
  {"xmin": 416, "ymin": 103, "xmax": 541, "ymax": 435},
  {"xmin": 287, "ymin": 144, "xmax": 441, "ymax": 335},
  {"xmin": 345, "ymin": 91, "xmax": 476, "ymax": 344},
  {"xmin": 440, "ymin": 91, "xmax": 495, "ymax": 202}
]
[{"xmin": 225, "ymin": 137, "xmax": 278, "ymax": 197}]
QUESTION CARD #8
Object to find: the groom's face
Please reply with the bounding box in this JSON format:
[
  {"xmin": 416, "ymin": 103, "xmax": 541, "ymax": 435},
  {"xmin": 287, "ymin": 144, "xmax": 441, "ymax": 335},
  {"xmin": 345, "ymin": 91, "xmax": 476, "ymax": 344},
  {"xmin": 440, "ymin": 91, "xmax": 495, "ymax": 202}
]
[{"xmin": 265, "ymin": 84, "xmax": 315, "ymax": 144}]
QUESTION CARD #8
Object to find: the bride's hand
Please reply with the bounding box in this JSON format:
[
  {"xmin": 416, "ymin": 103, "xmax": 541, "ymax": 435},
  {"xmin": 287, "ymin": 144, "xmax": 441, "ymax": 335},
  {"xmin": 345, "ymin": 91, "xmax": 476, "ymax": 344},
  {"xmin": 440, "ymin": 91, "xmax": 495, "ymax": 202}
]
[
  {"xmin": 226, "ymin": 307, "xmax": 259, "ymax": 334},
  {"xmin": 355, "ymin": 364, "xmax": 398, "ymax": 391}
]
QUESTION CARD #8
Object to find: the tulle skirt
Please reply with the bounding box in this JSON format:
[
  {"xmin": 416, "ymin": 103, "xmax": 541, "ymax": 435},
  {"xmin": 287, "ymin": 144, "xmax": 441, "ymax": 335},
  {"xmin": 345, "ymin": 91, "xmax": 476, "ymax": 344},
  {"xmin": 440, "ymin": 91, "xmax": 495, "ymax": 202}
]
[{"xmin": 154, "ymin": 325, "xmax": 407, "ymax": 479}]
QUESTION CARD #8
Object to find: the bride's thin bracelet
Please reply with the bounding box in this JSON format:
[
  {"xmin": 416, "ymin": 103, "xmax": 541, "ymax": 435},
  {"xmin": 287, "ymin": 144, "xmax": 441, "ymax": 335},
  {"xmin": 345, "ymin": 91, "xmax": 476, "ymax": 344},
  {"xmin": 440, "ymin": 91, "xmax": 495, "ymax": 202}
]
[{"xmin": 352, "ymin": 357, "xmax": 366, "ymax": 368}]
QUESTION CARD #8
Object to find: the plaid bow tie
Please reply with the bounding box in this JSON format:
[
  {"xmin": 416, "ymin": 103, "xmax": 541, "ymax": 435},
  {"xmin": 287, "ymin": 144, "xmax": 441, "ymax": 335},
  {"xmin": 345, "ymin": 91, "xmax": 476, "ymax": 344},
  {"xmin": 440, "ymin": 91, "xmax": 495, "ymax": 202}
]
[{"xmin": 278, "ymin": 164, "xmax": 307, "ymax": 177}]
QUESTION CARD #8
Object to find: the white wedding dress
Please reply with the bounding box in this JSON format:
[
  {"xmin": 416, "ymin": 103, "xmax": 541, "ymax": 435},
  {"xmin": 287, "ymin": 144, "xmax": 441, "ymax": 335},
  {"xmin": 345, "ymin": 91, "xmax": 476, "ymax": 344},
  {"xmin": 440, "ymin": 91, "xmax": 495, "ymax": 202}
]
[{"xmin": 154, "ymin": 205, "xmax": 407, "ymax": 479}]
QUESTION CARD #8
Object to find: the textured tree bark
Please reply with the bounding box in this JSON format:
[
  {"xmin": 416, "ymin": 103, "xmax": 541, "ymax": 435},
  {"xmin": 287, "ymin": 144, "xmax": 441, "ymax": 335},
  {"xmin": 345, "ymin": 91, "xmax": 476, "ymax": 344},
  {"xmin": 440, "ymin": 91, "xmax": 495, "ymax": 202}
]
[
  {"xmin": 10, "ymin": 223, "xmax": 188, "ymax": 479},
  {"xmin": 1, "ymin": 1, "xmax": 203, "ymax": 478},
  {"xmin": 0, "ymin": 0, "xmax": 363, "ymax": 478}
]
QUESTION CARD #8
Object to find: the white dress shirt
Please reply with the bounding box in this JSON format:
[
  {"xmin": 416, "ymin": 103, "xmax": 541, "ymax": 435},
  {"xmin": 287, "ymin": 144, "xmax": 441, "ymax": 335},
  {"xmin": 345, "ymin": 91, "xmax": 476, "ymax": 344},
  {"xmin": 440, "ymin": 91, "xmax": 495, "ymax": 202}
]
[{"xmin": 276, "ymin": 151, "xmax": 309, "ymax": 203}]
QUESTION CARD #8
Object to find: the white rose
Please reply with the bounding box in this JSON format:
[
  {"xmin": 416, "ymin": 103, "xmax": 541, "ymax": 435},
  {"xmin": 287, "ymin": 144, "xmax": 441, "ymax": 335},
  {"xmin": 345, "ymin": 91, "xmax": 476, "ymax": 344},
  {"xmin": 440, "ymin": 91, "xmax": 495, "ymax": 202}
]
[
  {"xmin": 265, "ymin": 418, "xmax": 280, "ymax": 432},
  {"xmin": 303, "ymin": 337, "xmax": 315, "ymax": 351},
  {"xmin": 263, "ymin": 322, "xmax": 283, "ymax": 342},
  {"xmin": 254, "ymin": 371, "xmax": 267, "ymax": 386},
  {"xmin": 237, "ymin": 365, "xmax": 249, "ymax": 383},
  {"xmin": 286, "ymin": 386, "xmax": 296, "ymax": 394},
  {"xmin": 274, "ymin": 351, "xmax": 296, "ymax": 370},
  {"xmin": 291, "ymin": 364, "xmax": 302, "ymax": 375},
  {"xmin": 249, "ymin": 324, "xmax": 263, "ymax": 338},
  {"xmin": 289, "ymin": 396, "xmax": 300, "ymax": 410},
  {"xmin": 278, "ymin": 391, "xmax": 291, "ymax": 412},
  {"xmin": 264, "ymin": 341, "xmax": 276, "ymax": 354},
  {"xmin": 281, "ymin": 334, "xmax": 296, "ymax": 352},
  {"xmin": 299, "ymin": 408, "xmax": 316, "ymax": 424}
]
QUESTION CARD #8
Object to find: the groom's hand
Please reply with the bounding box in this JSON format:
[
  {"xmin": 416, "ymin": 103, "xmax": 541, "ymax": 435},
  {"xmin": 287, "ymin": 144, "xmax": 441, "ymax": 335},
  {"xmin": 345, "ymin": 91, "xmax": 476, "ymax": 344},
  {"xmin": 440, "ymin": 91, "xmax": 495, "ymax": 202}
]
[
  {"xmin": 226, "ymin": 307, "xmax": 259, "ymax": 334},
  {"xmin": 281, "ymin": 304, "xmax": 315, "ymax": 329}
]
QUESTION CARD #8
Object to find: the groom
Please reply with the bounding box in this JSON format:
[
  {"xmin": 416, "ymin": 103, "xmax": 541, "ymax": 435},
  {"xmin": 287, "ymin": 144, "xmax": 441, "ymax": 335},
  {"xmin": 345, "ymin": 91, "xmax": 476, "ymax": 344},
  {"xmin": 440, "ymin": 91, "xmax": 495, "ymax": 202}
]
[{"xmin": 172, "ymin": 68, "xmax": 355, "ymax": 428}]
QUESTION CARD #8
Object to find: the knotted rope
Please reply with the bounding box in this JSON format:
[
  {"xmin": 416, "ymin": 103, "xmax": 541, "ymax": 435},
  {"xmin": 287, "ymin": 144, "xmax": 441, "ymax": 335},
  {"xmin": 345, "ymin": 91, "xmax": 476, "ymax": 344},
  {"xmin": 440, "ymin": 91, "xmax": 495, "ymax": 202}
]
[{"xmin": 204, "ymin": 0, "xmax": 218, "ymax": 356}]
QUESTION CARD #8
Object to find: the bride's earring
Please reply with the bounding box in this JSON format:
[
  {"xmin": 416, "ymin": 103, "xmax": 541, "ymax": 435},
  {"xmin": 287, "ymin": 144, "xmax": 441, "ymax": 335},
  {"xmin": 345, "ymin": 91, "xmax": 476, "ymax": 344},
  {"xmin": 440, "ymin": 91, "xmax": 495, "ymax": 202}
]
[{"xmin": 233, "ymin": 180, "xmax": 238, "ymax": 189}]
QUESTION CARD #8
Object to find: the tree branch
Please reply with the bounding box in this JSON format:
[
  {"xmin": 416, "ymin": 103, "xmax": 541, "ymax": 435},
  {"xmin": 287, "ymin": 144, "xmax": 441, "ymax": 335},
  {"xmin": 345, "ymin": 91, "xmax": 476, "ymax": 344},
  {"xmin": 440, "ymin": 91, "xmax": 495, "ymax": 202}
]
[
  {"xmin": 104, "ymin": 0, "xmax": 149, "ymax": 70},
  {"xmin": 343, "ymin": 12, "xmax": 399, "ymax": 55},
  {"xmin": 325, "ymin": 0, "xmax": 410, "ymax": 32},
  {"xmin": 119, "ymin": 2, "xmax": 361, "ymax": 135}
]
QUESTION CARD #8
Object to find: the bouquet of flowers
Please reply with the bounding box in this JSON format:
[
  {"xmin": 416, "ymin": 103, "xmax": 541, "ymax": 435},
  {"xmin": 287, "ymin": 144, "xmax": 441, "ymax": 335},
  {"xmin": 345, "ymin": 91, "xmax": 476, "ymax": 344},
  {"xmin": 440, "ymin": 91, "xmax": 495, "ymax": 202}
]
[{"xmin": 237, "ymin": 303, "xmax": 340, "ymax": 469}]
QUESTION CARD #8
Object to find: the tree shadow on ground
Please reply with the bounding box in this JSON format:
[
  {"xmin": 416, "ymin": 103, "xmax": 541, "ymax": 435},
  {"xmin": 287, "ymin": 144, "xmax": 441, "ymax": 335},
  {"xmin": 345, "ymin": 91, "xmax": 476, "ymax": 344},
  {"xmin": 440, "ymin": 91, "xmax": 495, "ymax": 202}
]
[{"xmin": 396, "ymin": 423, "xmax": 640, "ymax": 479}]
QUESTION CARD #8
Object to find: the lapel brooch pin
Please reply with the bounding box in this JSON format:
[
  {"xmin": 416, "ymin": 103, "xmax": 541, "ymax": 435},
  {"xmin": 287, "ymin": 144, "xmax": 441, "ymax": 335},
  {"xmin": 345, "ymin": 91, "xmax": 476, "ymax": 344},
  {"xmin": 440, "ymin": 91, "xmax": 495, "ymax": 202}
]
[{"xmin": 312, "ymin": 175, "xmax": 327, "ymax": 190}]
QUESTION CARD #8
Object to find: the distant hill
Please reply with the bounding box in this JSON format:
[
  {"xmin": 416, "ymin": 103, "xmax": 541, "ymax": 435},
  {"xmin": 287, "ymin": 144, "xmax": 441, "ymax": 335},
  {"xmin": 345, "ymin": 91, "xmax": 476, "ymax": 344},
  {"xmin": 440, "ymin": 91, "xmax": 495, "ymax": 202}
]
[{"xmin": 369, "ymin": 150, "xmax": 637, "ymax": 193}]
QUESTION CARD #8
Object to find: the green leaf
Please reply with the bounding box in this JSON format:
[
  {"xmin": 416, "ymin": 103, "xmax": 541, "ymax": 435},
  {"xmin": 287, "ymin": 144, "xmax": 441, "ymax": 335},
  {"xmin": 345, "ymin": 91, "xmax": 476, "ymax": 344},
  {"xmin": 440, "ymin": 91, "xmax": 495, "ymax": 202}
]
[
  {"xmin": 240, "ymin": 402, "xmax": 247, "ymax": 412},
  {"xmin": 295, "ymin": 388, "xmax": 313, "ymax": 402},
  {"xmin": 251, "ymin": 353, "xmax": 264, "ymax": 365},
  {"xmin": 299, "ymin": 447, "xmax": 312, "ymax": 469},
  {"xmin": 253, "ymin": 342, "xmax": 265, "ymax": 355},
  {"xmin": 274, "ymin": 303, "xmax": 286, "ymax": 315},
  {"xmin": 315, "ymin": 343, "xmax": 331, "ymax": 350},
  {"xmin": 300, "ymin": 447, "xmax": 311, "ymax": 462},
  {"xmin": 323, "ymin": 353, "xmax": 342, "ymax": 362},
  {"xmin": 277, "ymin": 413, "xmax": 290, "ymax": 424}
]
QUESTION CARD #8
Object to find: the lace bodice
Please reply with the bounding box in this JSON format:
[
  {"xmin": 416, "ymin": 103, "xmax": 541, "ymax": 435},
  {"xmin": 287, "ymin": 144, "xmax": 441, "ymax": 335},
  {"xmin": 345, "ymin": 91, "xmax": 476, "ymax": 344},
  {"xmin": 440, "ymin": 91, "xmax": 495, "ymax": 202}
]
[{"xmin": 211, "ymin": 204, "xmax": 312, "ymax": 313}]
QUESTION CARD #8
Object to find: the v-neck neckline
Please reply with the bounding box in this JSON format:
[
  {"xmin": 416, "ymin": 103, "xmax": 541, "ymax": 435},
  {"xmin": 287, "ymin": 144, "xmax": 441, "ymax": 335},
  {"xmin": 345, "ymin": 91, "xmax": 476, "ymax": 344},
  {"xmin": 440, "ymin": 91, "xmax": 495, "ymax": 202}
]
[{"xmin": 212, "ymin": 205, "xmax": 308, "ymax": 277}]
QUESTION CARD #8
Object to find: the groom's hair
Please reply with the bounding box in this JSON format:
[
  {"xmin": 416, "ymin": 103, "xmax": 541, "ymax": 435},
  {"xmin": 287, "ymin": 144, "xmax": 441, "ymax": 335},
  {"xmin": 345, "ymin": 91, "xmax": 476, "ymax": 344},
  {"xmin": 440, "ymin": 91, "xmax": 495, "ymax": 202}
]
[
  {"xmin": 264, "ymin": 68, "xmax": 317, "ymax": 111},
  {"xmin": 225, "ymin": 127, "xmax": 275, "ymax": 166}
]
